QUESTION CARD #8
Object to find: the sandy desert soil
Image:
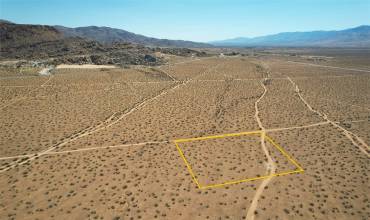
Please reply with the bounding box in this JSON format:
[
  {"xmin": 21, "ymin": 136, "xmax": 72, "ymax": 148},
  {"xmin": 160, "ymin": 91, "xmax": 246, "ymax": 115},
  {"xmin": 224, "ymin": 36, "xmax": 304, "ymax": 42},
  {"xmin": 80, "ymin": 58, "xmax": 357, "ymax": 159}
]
[{"xmin": 0, "ymin": 53, "xmax": 369, "ymax": 220}]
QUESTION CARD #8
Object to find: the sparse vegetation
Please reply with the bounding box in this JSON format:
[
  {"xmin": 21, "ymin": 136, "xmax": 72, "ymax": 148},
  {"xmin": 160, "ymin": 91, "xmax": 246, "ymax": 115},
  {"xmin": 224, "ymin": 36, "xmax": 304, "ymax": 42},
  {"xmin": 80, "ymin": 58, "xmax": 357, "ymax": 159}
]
[{"xmin": 0, "ymin": 50, "xmax": 369, "ymax": 219}]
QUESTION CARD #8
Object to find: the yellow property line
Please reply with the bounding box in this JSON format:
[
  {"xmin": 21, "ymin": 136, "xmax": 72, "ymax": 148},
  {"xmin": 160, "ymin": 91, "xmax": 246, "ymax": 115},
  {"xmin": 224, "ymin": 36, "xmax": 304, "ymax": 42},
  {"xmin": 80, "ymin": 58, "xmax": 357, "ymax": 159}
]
[
  {"xmin": 174, "ymin": 142, "xmax": 202, "ymax": 188},
  {"xmin": 174, "ymin": 130, "xmax": 262, "ymax": 143},
  {"xmin": 174, "ymin": 130, "xmax": 304, "ymax": 189},
  {"xmin": 200, "ymin": 170, "xmax": 303, "ymax": 189},
  {"xmin": 263, "ymin": 135, "xmax": 304, "ymax": 171}
]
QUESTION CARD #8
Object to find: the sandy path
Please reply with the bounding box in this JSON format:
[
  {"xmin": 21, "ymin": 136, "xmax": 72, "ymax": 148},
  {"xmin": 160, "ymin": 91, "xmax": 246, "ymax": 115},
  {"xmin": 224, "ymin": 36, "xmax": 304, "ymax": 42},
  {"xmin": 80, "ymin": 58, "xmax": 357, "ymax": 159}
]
[
  {"xmin": 318, "ymin": 96, "xmax": 370, "ymax": 111},
  {"xmin": 0, "ymin": 75, "xmax": 40, "ymax": 80},
  {"xmin": 156, "ymin": 65, "xmax": 177, "ymax": 81},
  {"xmin": 47, "ymin": 141, "xmax": 168, "ymax": 155},
  {"xmin": 159, "ymin": 68, "xmax": 177, "ymax": 81},
  {"xmin": 0, "ymin": 118, "xmax": 366, "ymax": 165},
  {"xmin": 159, "ymin": 57, "xmax": 202, "ymax": 67},
  {"xmin": 41, "ymin": 74, "xmax": 53, "ymax": 87},
  {"xmin": 130, "ymin": 81, "xmax": 181, "ymax": 84},
  {"xmin": 86, "ymin": 74, "xmax": 366, "ymax": 84},
  {"xmin": 0, "ymin": 85, "xmax": 52, "ymax": 88},
  {"xmin": 266, "ymin": 121, "xmax": 330, "ymax": 132},
  {"xmin": 253, "ymin": 81, "xmax": 267, "ymax": 130},
  {"xmin": 0, "ymin": 97, "xmax": 26, "ymax": 110},
  {"xmin": 287, "ymin": 61, "xmax": 370, "ymax": 73},
  {"xmin": 287, "ymin": 77, "xmax": 369, "ymax": 157},
  {"xmin": 247, "ymin": 72, "xmax": 276, "ymax": 219},
  {"xmin": 194, "ymin": 75, "xmax": 360, "ymax": 82},
  {"xmin": 156, "ymin": 56, "xmax": 217, "ymax": 80},
  {"xmin": 0, "ymin": 74, "xmax": 53, "ymax": 110},
  {"xmin": 0, "ymin": 141, "xmax": 168, "ymax": 165},
  {"xmin": 89, "ymin": 63, "xmax": 221, "ymax": 134}
]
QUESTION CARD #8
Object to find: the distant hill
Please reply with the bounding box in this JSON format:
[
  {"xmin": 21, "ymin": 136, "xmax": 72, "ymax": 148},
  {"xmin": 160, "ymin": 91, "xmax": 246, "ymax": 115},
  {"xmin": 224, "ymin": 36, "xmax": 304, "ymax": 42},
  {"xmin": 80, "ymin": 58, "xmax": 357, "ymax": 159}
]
[
  {"xmin": 0, "ymin": 21, "xmax": 207, "ymax": 66},
  {"xmin": 211, "ymin": 25, "xmax": 370, "ymax": 47},
  {"xmin": 0, "ymin": 22, "xmax": 64, "ymax": 48},
  {"xmin": 55, "ymin": 25, "xmax": 210, "ymax": 48},
  {"xmin": 0, "ymin": 20, "xmax": 210, "ymax": 49},
  {"xmin": 0, "ymin": 22, "xmax": 109, "ymax": 59}
]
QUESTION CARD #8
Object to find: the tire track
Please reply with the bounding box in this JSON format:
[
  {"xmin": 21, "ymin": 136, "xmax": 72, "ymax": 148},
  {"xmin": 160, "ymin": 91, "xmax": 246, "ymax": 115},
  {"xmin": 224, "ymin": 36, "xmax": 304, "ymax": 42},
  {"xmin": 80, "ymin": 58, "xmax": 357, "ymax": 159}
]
[
  {"xmin": 246, "ymin": 65, "xmax": 276, "ymax": 220},
  {"xmin": 287, "ymin": 61, "xmax": 370, "ymax": 73},
  {"xmin": 287, "ymin": 76, "xmax": 369, "ymax": 157},
  {"xmin": 0, "ymin": 74, "xmax": 53, "ymax": 110},
  {"xmin": 1, "ymin": 119, "xmax": 366, "ymax": 166},
  {"xmin": 214, "ymin": 79, "xmax": 232, "ymax": 123}
]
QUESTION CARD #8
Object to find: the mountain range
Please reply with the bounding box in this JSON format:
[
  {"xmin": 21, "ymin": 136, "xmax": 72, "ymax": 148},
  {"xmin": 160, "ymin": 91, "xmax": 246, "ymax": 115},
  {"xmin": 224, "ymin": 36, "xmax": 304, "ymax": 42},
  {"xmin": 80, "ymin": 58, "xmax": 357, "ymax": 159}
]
[
  {"xmin": 0, "ymin": 21, "xmax": 207, "ymax": 63},
  {"xmin": 1, "ymin": 20, "xmax": 369, "ymax": 49},
  {"xmin": 0, "ymin": 20, "xmax": 210, "ymax": 48},
  {"xmin": 54, "ymin": 25, "xmax": 210, "ymax": 48},
  {"xmin": 210, "ymin": 25, "xmax": 370, "ymax": 47}
]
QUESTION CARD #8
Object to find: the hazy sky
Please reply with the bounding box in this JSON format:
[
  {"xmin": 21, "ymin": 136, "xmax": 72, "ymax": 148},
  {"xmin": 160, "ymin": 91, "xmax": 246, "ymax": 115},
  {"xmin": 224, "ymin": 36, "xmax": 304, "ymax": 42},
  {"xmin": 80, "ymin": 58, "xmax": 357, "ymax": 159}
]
[{"xmin": 1, "ymin": 0, "xmax": 369, "ymax": 42}]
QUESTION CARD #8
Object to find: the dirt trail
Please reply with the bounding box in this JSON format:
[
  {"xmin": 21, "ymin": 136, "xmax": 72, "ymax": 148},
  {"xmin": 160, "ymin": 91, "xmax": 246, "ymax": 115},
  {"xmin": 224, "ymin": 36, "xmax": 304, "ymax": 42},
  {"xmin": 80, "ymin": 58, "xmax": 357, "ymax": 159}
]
[
  {"xmin": 247, "ymin": 67, "xmax": 276, "ymax": 220},
  {"xmin": 1, "ymin": 118, "xmax": 365, "ymax": 166},
  {"xmin": 0, "ymin": 74, "xmax": 53, "ymax": 110},
  {"xmin": 41, "ymin": 74, "xmax": 53, "ymax": 87},
  {"xmin": 156, "ymin": 67, "xmax": 177, "ymax": 81},
  {"xmin": 266, "ymin": 121, "xmax": 330, "ymax": 132},
  {"xmin": 0, "ymin": 85, "xmax": 52, "ymax": 88},
  {"xmin": 157, "ymin": 56, "xmax": 217, "ymax": 81},
  {"xmin": 287, "ymin": 77, "xmax": 369, "ymax": 157},
  {"xmin": 135, "ymin": 67, "xmax": 176, "ymax": 82},
  {"xmin": 0, "ymin": 141, "xmax": 168, "ymax": 170},
  {"xmin": 65, "ymin": 73, "xmax": 364, "ymax": 85},
  {"xmin": 0, "ymin": 97, "xmax": 26, "ymax": 110},
  {"xmin": 159, "ymin": 57, "xmax": 202, "ymax": 67},
  {"xmin": 287, "ymin": 61, "xmax": 370, "ymax": 73},
  {"xmin": 48, "ymin": 141, "xmax": 168, "ymax": 154},
  {"xmin": 0, "ymin": 63, "xmax": 221, "ymax": 173},
  {"xmin": 130, "ymin": 81, "xmax": 181, "ymax": 84},
  {"xmin": 214, "ymin": 80, "xmax": 232, "ymax": 123},
  {"xmin": 0, "ymin": 75, "xmax": 40, "ymax": 80},
  {"xmin": 90, "ymin": 63, "xmax": 221, "ymax": 134},
  {"xmin": 318, "ymin": 96, "xmax": 370, "ymax": 112},
  {"xmin": 253, "ymin": 81, "xmax": 267, "ymax": 130}
]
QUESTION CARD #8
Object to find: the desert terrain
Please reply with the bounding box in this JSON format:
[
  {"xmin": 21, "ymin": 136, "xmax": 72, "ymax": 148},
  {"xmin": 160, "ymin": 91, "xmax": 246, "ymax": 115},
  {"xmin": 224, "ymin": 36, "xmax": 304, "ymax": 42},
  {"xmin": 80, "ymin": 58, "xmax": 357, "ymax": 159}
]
[{"xmin": 0, "ymin": 49, "xmax": 369, "ymax": 220}]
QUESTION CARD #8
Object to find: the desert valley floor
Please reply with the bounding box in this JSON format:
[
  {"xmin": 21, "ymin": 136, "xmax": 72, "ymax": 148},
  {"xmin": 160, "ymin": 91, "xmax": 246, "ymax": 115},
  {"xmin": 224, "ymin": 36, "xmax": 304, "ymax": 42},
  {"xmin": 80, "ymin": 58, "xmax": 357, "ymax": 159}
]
[{"xmin": 0, "ymin": 55, "xmax": 369, "ymax": 220}]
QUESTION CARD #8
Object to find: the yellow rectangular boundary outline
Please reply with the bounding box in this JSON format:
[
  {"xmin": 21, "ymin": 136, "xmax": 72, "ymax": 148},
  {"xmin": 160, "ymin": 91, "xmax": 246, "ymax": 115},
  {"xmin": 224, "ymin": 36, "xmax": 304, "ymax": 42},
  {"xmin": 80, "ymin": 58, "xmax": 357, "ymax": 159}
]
[
  {"xmin": 175, "ymin": 130, "xmax": 262, "ymax": 143},
  {"xmin": 174, "ymin": 130, "xmax": 304, "ymax": 189}
]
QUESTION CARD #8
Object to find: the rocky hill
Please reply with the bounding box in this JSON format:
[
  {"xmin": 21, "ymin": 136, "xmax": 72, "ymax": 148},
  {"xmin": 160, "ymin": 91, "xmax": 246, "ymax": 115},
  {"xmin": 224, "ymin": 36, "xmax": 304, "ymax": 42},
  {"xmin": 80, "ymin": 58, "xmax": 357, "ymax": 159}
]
[
  {"xmin": 0, "ymin": 21, "xmax": 209, "ymax": 66},
  {"xmin": 0, "ymin": 22, "xmax": 63, "ymax": 48},
  {"xmin": 55, "ymin": 25, "xmax": 210, "ymax": 48}
]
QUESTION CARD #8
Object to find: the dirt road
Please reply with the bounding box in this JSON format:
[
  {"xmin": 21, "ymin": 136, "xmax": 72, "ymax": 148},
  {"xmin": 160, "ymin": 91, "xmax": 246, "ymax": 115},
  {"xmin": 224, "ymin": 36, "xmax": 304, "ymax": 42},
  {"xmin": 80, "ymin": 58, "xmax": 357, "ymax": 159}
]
[
  {"xmin": 247, "ymin": 68, "xmax": 276, "ymax": 220},
  {"xmin": 287, "ymin": 76, "xmax": 369, "ymax": 157}
]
